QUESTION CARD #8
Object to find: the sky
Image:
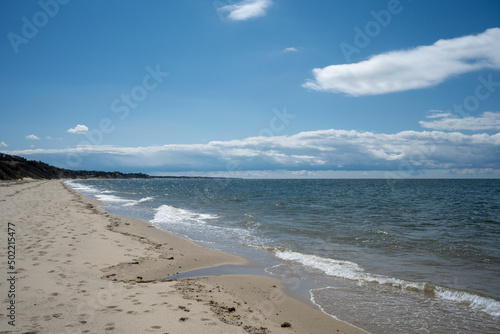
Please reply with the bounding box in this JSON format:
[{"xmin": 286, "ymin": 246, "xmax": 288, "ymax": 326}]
[{"xmin": 1, "ymin": 0, "xmax": 500, "ymax": 178}]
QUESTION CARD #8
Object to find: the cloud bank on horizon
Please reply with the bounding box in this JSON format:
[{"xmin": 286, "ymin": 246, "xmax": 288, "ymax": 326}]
[
  {"xmin": 420, "ymin": 111, "xmax": 500, "ymax": 131},
  {"xmin": 6, "ymin": 112, "xmax": 500, "ymax": 177},
  {"xmin": 304, "ymin": 28, "xmax": 500, "ymax": 96}
]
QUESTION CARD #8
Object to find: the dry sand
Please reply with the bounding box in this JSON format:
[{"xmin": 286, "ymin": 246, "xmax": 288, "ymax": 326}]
[{"xmin": 0, "ymin": 179, "xmax": 365, "ymax": 334}]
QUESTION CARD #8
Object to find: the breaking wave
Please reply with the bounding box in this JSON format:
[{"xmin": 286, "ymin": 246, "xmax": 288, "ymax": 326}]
[{"xmin": 274, "ymin": 249, "xmax": 500, "ymax": 317}]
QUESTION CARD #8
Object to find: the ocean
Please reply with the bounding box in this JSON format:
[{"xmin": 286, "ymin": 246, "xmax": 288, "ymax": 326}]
[{"xmin": 66, "ymin": 178, "xmax": 500, "ymax": 333}]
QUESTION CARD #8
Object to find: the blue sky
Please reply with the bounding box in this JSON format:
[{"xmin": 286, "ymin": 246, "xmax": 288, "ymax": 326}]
[{"xmin": 1, "ymin": 0, "xmax": 500, "ymax": 178}]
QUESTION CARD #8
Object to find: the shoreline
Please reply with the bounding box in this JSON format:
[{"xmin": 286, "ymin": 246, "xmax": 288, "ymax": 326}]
[{"xmin": 0, "ymin": 179, "xmax": 365, "ymax": 333}]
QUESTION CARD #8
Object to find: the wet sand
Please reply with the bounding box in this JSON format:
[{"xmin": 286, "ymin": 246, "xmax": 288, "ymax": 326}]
[{"xmin": 0, "ymin": 179, "xmax": 365, "ymax": 333}]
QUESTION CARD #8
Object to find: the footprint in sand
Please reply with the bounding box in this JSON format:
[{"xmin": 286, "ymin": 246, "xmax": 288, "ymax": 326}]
[{"xmin": 105, "ymin": 322, "xmax": 115, "ymax": 331}]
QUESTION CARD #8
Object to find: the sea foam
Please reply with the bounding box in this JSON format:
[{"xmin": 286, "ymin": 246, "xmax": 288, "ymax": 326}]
[
  {"xmin": 151, "ymin": 204, "xmax": 218, "ymax": 226},
  {"xmin": 435, "ymin": 287, "xmax": 500, "ymax": 317},
  {"xmin": 94, "ymin": 193, "xmax": 135, "ymax": 205},
  {"xmin": 64, "ymin": 180, "xmax": 100, "ymax": 194},
  {"xmin": 122, "ymin": 196, "xmax": 154, "ymax": 207},
  {"xmin": 275, "ymin": 249, "xmax": 500, "ymax": 317}
]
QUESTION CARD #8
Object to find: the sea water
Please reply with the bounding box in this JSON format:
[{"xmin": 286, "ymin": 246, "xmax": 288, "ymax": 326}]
[{"xmin": 66, "ymin": 178, "xmax": 500, "ymax": 333}]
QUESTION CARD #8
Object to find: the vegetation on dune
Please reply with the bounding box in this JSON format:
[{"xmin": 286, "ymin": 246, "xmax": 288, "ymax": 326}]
[{"xmin": 0, "ymin": 153, "xmax": 150, "ymax": 180}]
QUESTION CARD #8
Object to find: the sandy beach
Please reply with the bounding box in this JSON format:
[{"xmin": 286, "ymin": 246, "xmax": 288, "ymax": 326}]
[{"xmin": 0, "ymin": 179, "xmax": 364, "ymax": 334}]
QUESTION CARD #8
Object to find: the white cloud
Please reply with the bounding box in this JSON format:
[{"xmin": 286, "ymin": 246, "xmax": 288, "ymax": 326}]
[
  {"xmin": 7, "ymin": 128, "xmax": 500, "ymax": 174},
  {"xmin": 26, "ymin": 134, "xmax": 40, "ymax": 140},
  {"xmin": 283, "ymin": 47, "xmax": 298, "ymax": 53},
  {"xmin": 291, "ymin": 170, "xmax": 314, "ymax": 176},
  {"xmin": 419, "ymin": 111, "xmax": 500, "ymax": 131},
  {"xmin": 67, "ymin": 124, "xmax": 89, "ymax": 134},
  {"xmin": 303, "ymin": 28, "xmax": 500, "ymax": 96},
  {"xmin": 218, "ymin": 0, "xmax": 272, "ymax": 21},
  {"xmin": 425, "ymin": 110, "xmax": 454, "ymax": 119},
  {"xmin": 46, "ymin": 136, "xmax": 63, "ymax": 140},
  {"xmin": 0, "ymin": 141, "xmax": 7, "ymax": 147}
]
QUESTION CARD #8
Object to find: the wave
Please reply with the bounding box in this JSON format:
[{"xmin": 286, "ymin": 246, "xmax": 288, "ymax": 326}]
[
  {"xmin": 122, "ymin": 196, "xmax": 154, "ymax": 207},
  {"xmin": 150, "ymin": 205, "xmax": 268, "ymax": 248},
  {"xmin": 274, "ymin": 249, "xmax": 500, "ymax": 317},
  {"xmin": 94, "ymin": 193, "xmax": 135, "ymax": 205},
  {"xmin": 65, "ymin": 181, "xmax": 141, "ymax": 206},
  {"xmin": 151, "ymin": 204, "xmax": 218, "ymax": 226},
  {"xmin": 435, "ymin": 287, "xmax": 500, "ymax": 317},
  {"xmin": 239, "ymin": 214, "xmax": 261, "ymax": 229},
  {"xmin": 64, "ymin": 180, "xmax": 100, "ymax": 194}
]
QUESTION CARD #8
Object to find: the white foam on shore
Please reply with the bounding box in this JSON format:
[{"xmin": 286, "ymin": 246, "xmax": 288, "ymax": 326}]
[
  {"xmin": 65, "ymin": 181, "xmax": 154, "ymax": 207},
  {"xmin": 151, "ymin": 204, "xmax": 218, "ymax": 226},
  {"xmin": 275, "ymin": 249, "xmax": 428, "ymax": 290},
  {"xmin": 435, "ymin": 286, "xmax": 500, "ymax": 317},
  {"xmin": 150, "ymin": 204, "xmax": 268, "ymax": 251},
  {"xmin": 64, "ymin": 180, "xmax": 100, "ymax": 194},
  {"xmin": 275, "ymin": 249, "xmax": 500, "ymax": 318},
  {"xmin": 94, "ymin": 193, "xmax": 135, "ymax": 205},
  {"xmin": 122, "ymin": 196, "xmax": 154, "ymax": 207}
]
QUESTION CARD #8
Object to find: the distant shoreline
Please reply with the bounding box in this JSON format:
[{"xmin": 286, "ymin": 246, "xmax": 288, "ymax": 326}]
[{"xmin": 0, "ymin": 152, "xmax": 240, "ymax": 181}]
